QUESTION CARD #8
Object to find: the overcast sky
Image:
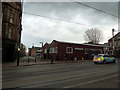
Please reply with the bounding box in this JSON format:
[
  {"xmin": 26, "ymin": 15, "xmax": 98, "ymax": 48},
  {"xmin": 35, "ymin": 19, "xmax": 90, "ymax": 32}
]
[{"xmin": 21, "ymin": 1, "xmax": 118, "ymax": 49}]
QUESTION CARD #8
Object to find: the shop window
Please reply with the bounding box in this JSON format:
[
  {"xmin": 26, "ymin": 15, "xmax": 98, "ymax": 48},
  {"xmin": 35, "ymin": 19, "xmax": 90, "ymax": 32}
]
[{"xmin": 66, "ymin": 47, "xmax": 73, "ymax": 53}]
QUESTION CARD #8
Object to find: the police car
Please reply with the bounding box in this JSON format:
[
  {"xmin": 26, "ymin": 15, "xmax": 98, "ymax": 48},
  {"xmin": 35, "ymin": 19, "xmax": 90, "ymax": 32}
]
[{"xmin": 93, "ymin": 54, "xmax": 116, "ymax": 64}]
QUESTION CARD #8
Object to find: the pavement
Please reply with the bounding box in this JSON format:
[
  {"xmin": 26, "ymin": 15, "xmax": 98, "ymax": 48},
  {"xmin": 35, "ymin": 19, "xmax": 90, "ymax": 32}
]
[
  {"xmin": 2, "ymin": 57, "xmax": 119, "ymax": 68},
  {"xmin": 2, "ymin": 59, "xmax": 90, "ymax": 68}
]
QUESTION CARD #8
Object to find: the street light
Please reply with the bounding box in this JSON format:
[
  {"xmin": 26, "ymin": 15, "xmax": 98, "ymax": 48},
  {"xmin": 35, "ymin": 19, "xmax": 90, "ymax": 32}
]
[
  {"xmin": 40, "ymin": 42, "xmax": 43, "ymax": 52},
  {"xmin": 17, "ymin": 47, "xmax": 20, "ymax": 66},
  {"xmin": 40, "ymin": 42, "xmax": 43, "ymax": 47},
  {"xmin": 40, "ymin": 42, "xmax": 43, "ymax": 59},
  {"xmin": 112, "ymin": 29, "xmax": 115, "ymax": 55}
]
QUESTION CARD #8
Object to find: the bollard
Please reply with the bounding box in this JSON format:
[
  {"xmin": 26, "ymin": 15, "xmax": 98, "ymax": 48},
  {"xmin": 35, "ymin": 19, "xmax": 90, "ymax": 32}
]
[
  {"xmin": 74, "ymin": 57, "xmax": 77, "ymax": 60},
  {"xmin": 82, "ymin": 57, "xmax": 84, "ymax": 60},
  {"xmin": 17, "ymin": 51, "xmax": 20, "ymax": 66},
  {"xmin": 28, "ymin": 57, "xmax": 29, "ymax": 63},
  {"xmin": 51, "ymin": 58, "xmax": 53, "ymax": 64},
  {"xmin": 35, "ymin": 57, "xmax": 36, "ymax": 62}
]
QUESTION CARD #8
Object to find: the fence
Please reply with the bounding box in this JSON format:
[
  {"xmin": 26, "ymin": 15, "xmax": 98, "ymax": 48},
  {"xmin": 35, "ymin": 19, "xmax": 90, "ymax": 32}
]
[{"xmin": 19, "ymin": 56, "xmax": 50, "ymax": 63}]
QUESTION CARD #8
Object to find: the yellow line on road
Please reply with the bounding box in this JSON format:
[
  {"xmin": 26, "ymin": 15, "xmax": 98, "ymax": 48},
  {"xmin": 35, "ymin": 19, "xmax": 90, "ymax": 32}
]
[{"xmin": 63, "ymin": 74, "xmax": 118, "ymax": 88}]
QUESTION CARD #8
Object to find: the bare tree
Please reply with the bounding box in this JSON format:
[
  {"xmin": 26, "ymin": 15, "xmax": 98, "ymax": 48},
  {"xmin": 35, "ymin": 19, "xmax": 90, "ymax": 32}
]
[{"xmin": 84, "ymin": 28, "xmax": 102, "ymax": 44}]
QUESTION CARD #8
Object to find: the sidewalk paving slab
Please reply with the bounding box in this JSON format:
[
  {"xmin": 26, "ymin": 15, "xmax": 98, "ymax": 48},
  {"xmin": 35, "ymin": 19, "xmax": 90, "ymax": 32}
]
[{"xmin": 2, "ymin": 60, "xmax": 91, "ymax": 68}]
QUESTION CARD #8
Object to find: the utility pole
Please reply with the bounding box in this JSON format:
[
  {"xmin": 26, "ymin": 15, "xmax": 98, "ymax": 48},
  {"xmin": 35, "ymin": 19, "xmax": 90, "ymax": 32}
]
[
  {"xmin": 40, "ymin": 42, "xmax": 44, "ymax": 59},
  {"xmin": 17, "ymin": 47, "xmax": 20, "ymax": 66},
  {"xmin": 40, "ymin": 42, "xmax": 43, "ymax": 47},
  {"xmin": 0, "ymin": 2, "xmax": 2, "ymax": 37},
  {"xmin": 112, "ymin": 29, "xmax": 115, "ymax": 55},
  {"xmin": 0, "ymin": 2, "xmax": 2, "ymax": 63},
  {"xmin": 32, "ymin": 43, "xmax": 34, "ymax": 47}
]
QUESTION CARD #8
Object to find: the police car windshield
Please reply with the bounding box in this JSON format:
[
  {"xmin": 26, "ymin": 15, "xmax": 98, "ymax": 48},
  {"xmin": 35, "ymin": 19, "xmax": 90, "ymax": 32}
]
[
  {"xmin": 96, "ymin": 54, "xmax": 109, "ymax": 57},
  {"xmin": 103, "ymin": 55, "xmax": 109, "ymax": 57}
]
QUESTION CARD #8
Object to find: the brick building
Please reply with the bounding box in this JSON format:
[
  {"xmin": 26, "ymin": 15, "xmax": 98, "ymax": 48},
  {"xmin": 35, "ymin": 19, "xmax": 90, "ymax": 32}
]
[
  {"xmin": 108, "ymin": 32, "xmax": 120, "ymax": 57},
  {"xmin": 43, "ymin": 40, "xmax": 103, "ymax": 61},
  {"xmin": 28, "ymin": 48, "xmax": 31, "ymax": 56},
  {"xmin": 20, "ymin": 43, "xmax": 26, "ymax": 57},
  {"xmin": 28, "ymin": 46, "xmax": 42, "ymax": 57},
  {"xmin": 43, "ymin": 43, "xmax": 50, "ymax": 59},
  {"xmin": 2, "ymin": 2, "xmax": 23, "ymax": 62}
]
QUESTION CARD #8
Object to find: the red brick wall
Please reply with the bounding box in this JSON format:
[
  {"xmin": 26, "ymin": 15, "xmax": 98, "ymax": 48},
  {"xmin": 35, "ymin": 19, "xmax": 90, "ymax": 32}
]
[
  {"xmin": 58, "ymin": 43, "xmax": 86, "ymax": 60},
  {"xmin": 2, "ymin": 2, "xmax": 22, "ymax": 43},
  {"xmin": 43, "ymin": 40, "xmax": 103, "ymax": 61},
  {"xmin": 28, "ymin": 48, "xmax": 31, "ymax": 56},
  {"xmin": 31, "ymin": 48, "xmax": 36, "ymax": 56}
]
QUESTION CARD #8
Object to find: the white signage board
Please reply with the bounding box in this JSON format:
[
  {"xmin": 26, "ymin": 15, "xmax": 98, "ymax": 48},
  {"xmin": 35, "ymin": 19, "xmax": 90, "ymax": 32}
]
[{"xmin": 75, "ymin": 48, "xmax": 83, "ymax": 50}]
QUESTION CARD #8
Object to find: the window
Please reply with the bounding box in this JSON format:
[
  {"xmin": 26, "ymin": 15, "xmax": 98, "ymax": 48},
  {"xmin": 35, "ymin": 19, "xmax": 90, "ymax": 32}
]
[
  {"xmin": 85, "ymin": 48, "xmax": 89, "ymax": 54},
  {"xmin": 66, "ymin": 47, "xmax": 73, "ymax": 53},
  {"xmin": 85, "ymin": 48, "xmax": 102, "ymax": 54},
  {"xmin": 118, "ymin": 41, "xmax": 120, "ymax": 45},
  {"xmin": 8, "ymin": 28, "xmax": 13, "ymax": 39},
  {"xmin": 7, "ymin": 9, "xmax": 10, "ymax": 17},
  {"xmin": 10, "ymin": 18, "xmax": 13, "ymax": 23},
  {"xmin": 109, "ymin": 42, "xmax": 112, "ymax": 46},
  {"xmin": 44, "ymin": 49, "xmax": 47, "ymax": 53},
  {"xmin": 50, "ymin": 47, "xmax": 57, "ymax": 53},
  {"xmin": 50, "ymin": 48, "xmax": 53, "ymax": 53},
  {"xmin": 54, "ymin": 47, "xmax": 57, "ymax": 53},
  {"xmin": 9, "ymin": 13, "xmax": 15, "ymax": 23}
]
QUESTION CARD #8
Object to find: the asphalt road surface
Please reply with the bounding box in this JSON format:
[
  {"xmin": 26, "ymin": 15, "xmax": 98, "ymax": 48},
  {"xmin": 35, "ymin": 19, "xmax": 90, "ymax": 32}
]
[{"xmin": 2, "ymin": 60, "xmax": 119, "ymax": 89}]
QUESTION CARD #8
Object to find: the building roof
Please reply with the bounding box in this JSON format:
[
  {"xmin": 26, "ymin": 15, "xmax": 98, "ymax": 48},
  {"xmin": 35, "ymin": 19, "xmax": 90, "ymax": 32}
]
[
  {"xmin": 34, "ymin": 47, "xmax": 42, "ymax": 49},
  {"xmin": 43, "ymin": 43, "xmax": 50, "ymax": 48},
  {"xmin": 52, "ymin": 40, "xmax": 103, "ymax": 47},
  {"xmin": 30, "ymin": 46, "xmax": 42, "ymax": 50},
  {"xmin": 108, "ymin": 32, "xmax": 120, "ymax": 42}
]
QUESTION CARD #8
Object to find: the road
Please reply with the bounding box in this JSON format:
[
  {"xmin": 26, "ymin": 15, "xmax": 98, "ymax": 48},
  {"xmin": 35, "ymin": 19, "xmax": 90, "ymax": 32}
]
[{"xmin": 2, "ymin": 60, "xmax": 119, "ymax": 89}]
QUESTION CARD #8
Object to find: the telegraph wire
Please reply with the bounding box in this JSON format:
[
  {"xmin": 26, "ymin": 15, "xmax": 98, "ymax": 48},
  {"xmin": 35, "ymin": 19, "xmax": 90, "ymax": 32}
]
[
  {"xmin": 71, "ymin": 0, "xmax": 119, "ymax": 18},
  {"xmin": 23, "ymin": 11, "xmax": 112, "ymax": 31},
  {"xmin": 23, "ymin": 12, "xmax": 89, "ymax": 26}
]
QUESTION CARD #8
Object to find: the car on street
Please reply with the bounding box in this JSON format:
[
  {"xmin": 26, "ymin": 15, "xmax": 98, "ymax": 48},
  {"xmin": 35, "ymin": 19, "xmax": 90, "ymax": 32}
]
[{"xmin": 93, "ymin": 54, "xmax": 116, "ymax": 64}]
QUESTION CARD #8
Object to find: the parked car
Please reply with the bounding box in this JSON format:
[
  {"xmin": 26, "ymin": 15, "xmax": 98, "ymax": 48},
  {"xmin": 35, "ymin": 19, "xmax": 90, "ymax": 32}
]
[{"xmin": 93, "ymin": 54, "xmax": 116, "ymax": 64}]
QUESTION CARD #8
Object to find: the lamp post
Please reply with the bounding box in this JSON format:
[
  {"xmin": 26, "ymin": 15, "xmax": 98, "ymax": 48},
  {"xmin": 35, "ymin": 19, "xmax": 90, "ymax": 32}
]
[
  {"xmin": 112, "ymin": 29, "xmax": 115, "ymax": 55},
  {"xmin": 40, "ymin": 42, "xmax": 43, "ymax": 48},
  {"xmin": 17, "ymin": 48, "xmax": 20, "ymax": 66},
  {"xmin": 40, "ymin": 42, "xmax": 43, "ymax": 59}
]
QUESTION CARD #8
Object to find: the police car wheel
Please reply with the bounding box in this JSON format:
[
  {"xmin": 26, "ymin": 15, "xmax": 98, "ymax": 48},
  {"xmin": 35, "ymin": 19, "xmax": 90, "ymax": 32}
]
[
  {"xmin": 94, "ymin": 62, "xmax": 97, "ymax": 64},
  {"xmin": 112, "ymin": 60, "xmax": 116, "ymax": 63},
  {"xmin": 103, "ymin": 60, "xmax": 106, "ymax": 64}
]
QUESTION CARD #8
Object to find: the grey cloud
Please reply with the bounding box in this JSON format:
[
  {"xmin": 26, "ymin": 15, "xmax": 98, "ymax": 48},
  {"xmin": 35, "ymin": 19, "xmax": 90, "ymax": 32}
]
[
  {"xmin": 21, "ymin": 2, "xmax": 118, "ymax": 48},
  {"xmin": 23, "ymin": 2, "xmax": 118, "ymax": 27},
  {"xmin": 23, "ymin": 2, "xmax": 92, "ymax": 20},
  {"xmin": 83, "ymin": 2, "xmax": 118, "ymax": 16}
]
